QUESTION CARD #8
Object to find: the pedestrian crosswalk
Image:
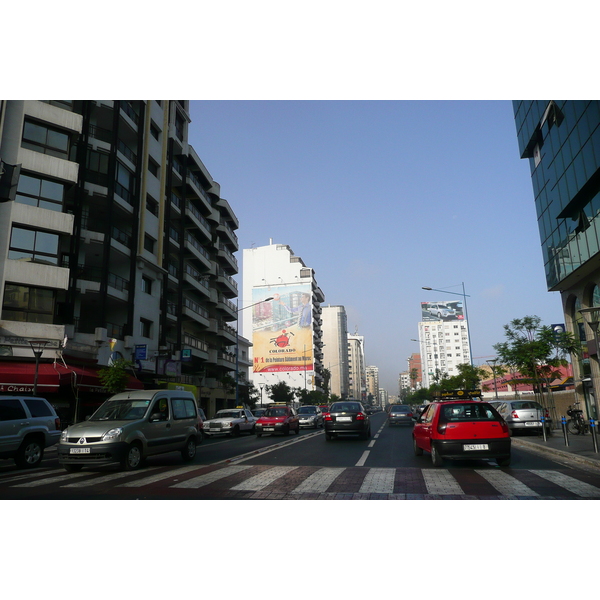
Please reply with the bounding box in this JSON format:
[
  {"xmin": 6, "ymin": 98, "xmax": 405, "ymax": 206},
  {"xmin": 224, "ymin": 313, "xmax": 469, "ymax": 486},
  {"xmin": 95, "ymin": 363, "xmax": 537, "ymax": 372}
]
[{"xmin": 2, "ymin": 463, "xmax": 600, "ymax": 498}]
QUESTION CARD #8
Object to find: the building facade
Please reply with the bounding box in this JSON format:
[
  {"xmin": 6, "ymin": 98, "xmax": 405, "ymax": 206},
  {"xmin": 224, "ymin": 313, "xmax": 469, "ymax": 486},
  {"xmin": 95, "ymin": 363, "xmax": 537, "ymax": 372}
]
[
  {"xmin": 0, "ymin": 100, "xmax": 240, "ymax": 421},
  {"xmin": 242, "ymin": 241, "xmax": 325, "ymax": 397},
  {"xmin": 366, "ymin": 365, "xmax": 379, "ymax": 402},
  {"xmin": 514, "ymin": 100, "xmax": 600, "ymax": 419},
  {"xmin": 347, "ymin": 333, "xmax": 366, "ymax": 402},
  {"xmin": 321, "ymin": 304, "xmax": 350, "ymax": 399}
]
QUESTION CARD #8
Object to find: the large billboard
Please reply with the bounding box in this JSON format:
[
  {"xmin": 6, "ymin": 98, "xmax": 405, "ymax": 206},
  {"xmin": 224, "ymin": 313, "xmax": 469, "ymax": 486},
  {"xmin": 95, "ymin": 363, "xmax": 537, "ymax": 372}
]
[
  {"xmin": 421, "ymin": 300, "xmax": 464, "ymax": 322},
  {"xmin": 252, "ymin": 284, "xmax": 313, "ymax": 373}
]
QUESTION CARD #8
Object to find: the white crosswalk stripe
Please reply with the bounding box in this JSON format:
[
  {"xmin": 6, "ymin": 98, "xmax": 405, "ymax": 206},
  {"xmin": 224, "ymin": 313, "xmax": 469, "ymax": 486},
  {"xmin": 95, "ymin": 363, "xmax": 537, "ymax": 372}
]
[
  {"xmin": 230, "ymin": 466, "xmax": 298, "ymax": 491},
  {"xmin": 13, "ymin": 471, "xmax": 91, "ymax": 487},
  {"xmin": 171, "ymin": 465, "xmax": 253, "ymax": 489},
  {"xmin": 530, "ymin": 470, "xmax": 600, "ymax": 498},
  {"xmin": 475, "ymin": 470, "xmax": 540, "ymax": 497},
  {"xmin": 422, "ymin": 470, "xmax": 463, "ymax": 495},
  {"xmin": 292, "ymin": 468, "xmax": 345, "ymax": 494},
  {"xmin": 62, "ymin": 468, "xmax": 162, "ymax": 488},
  {"xmin": 359, "ymin": 468, "xmax": 396, "ymax": 494},
  {"xmin": 117, "ymin": 465, "xmax": 202, "ymax": 488}
]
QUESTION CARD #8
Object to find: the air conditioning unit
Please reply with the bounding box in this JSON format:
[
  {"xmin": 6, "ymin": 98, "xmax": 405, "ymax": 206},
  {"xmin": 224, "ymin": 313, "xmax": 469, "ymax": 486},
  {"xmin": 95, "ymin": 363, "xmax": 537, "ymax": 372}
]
[
  {"xmin": 94, "ymin": 327, "xmax": 107, "ymax": 344},
  {"xmin": 124, "ymin": 336, "xmax": 134, "ymax": 349}
]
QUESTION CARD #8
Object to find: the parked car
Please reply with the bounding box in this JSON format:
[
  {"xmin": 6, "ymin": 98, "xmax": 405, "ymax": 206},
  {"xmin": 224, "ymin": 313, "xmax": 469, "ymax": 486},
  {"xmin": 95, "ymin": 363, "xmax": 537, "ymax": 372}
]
[
  {"xmin": 256, "ymin": 404, "xmax": 299, "ymax": 436},
  {"xmin": 388, "ymin": 404, "xmax": 414, "ymax": 426},
  {"xmin": 197, "ymin": 407, "xmax": 206, "ymax": 443},
  {"xmin": 0, "ymin": 395, "xmax": 62, "ymax": 468},
  {"xmin": 494, "ymin": 400, "xmax": 552, "ymax": 436},
  {"xmin": 203, "ymin": 408, "xmax": 257, "ymax": 437},
  {"xmin": 412, "ymin": 400, "xmax": 511, "ymax": 467},
  {"xmin": 324, "ymin": 401, "xmax": 371, "ymax": 440},
  {"xmin": 58, "ymin": 390, "xmax": 201, "ymax": 471},
  {"xmin": 297, "ymin": 405, "xmax": 324, "ymax": 429}
]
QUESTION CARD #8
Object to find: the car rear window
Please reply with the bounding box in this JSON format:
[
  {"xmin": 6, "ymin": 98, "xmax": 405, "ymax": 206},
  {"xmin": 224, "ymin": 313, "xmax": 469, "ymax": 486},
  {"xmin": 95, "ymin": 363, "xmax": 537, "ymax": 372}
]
[
  {"xmin": 331, "ymin": 402, "xmax": 361, "ymax": 412},
  {"xmin": 511, "ymin": 402, "xmax": 542, "ymax": 410},
  {"xmin": 438, "ymin": 403, "xmax": 499, "ymax": 423},
  {"xmin": 391, "ymin": 406, "xmax": 410, "ymax": 413}
]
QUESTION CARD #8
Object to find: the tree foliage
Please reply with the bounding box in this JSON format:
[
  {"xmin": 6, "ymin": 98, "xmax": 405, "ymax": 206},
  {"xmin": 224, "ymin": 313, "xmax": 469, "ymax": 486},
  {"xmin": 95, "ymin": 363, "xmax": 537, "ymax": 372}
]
[
  {"xmin": 98, "ymin": 359, "xmax": 135, "ymax": 395},
  {"xmin": 267, "ymin": 381, "xmax": 296, "ymax": 404}
]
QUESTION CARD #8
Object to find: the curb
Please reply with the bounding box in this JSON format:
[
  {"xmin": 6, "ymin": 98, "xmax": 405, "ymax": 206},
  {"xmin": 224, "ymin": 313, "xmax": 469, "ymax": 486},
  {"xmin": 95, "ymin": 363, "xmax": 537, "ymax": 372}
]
[{"xmin": 511, "ymin": 437, "xmax": 600, "ymax": 472}]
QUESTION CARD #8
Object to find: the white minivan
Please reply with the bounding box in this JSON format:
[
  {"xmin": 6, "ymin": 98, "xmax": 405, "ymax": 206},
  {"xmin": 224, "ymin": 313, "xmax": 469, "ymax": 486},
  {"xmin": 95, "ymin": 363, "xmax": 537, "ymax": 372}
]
[{"xmin": 58, "ymin": 390, "xmax": 201, "ymax": 471}]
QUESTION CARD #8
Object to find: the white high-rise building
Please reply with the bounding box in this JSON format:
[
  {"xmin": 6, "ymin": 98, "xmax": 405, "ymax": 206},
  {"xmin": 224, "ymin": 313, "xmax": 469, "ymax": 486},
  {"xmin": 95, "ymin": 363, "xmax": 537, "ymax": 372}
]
[
  {"xmin": 321, "ymin": 305, "xmax": 350, "ymax": 399},
  {"xmin": 347, "ymin": 333, "xmax": 366, "ymax": 402},
  {"xmin": 242, "ymin": 241, "xmax": 325, "ymax": 397},
  {"xmin": 366, "ymin": 365, "xmax": 379, "ymax": 402}
]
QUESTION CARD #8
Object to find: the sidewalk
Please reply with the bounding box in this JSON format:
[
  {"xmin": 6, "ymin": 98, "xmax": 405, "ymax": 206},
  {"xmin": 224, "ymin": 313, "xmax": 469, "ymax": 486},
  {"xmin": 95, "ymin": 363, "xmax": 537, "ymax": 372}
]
[{"xmin": 511, "ymin": 426, "xmax": 600, "ymax": 471}]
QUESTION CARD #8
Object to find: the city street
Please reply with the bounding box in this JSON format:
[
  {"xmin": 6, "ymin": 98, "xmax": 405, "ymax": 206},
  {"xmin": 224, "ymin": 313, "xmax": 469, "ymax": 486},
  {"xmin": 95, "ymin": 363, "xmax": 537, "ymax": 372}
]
[{"xmin": 3, "ymin": 412, "xmax": 600, "ymax": 500}]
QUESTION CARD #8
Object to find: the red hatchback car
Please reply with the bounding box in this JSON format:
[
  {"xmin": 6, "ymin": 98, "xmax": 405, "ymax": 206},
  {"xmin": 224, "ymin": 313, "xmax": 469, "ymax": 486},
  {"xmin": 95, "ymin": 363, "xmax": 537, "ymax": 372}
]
[{"xmin": 412, "ymin": 400, "xmax": 511, "ymax": 467}]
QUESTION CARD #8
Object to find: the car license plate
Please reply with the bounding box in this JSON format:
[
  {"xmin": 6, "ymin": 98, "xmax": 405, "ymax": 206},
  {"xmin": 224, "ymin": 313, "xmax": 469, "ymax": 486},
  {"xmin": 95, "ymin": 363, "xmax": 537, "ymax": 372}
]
[
  {"xmin": 463, "ymin": 444, "xmax": 489, "ymax": 451},
  {"xmin": 70, "ymin": 447, "xmax": 90, "ymax": 454},
  {"xmin": 525, "ymin": 422, "xmax": 541, "ymax": 427},
  {"xmin": 209, "ymin": 428, "xmax": 221, "ymax": 431},
  {"xmin": 264, "ymin": 427, "xmax": 274, "ymax": 431},
  {"xmin": 337, "ymin": 416, "xmax": 352, "ymax": 422}
]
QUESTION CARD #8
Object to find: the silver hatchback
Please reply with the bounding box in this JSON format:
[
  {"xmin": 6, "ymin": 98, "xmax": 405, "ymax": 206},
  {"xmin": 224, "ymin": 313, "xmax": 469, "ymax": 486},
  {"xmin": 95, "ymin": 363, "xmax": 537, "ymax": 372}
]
[
  {"xmin": 58, "ymin": 390, "xmax": 201, "ymax": 471},
  {"xmin": 494, "ymin": 399, "xmax": 552, "ymax": 436}
]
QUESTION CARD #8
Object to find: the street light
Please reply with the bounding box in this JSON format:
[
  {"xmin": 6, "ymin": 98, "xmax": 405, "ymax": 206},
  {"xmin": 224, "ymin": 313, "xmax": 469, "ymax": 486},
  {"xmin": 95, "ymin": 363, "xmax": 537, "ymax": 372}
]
[
  {"xmin": 28, "ymin": 340, "xmax": 48, "ymax": 395},
  {"xmin": 236, "ymin": 297, "xmax": 274, "ymax": 406},
  {"xmin": 422, "ymin": 283, "xmax": 473, "ymax": 366},
  {"xmin": 577, "ymin": 306, "xmax": 600, "ymax": 420},
  {"xmin": 486, "ymin": 358, "xmax": 500, "ymax": 400}
]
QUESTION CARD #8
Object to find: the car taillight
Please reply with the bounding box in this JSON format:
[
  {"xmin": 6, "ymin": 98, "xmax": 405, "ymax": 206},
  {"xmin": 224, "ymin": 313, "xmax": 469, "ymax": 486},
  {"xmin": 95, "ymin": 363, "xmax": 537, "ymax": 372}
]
[
  {"xmin": 499, "ymin": 419, "xmax": 509, "ymax": 434},
  {"xmin": 356, "ymin": 412, "xmax": 366, "ymax": 420},
  {"xmin": 55, "ymin": 417, "xmax": 61, "ymax": 430},
  {"xmin": 407, "ymin": 413, "xmax": 413, "ymax": 418},
  {"xmin": 437, "ymin": 423, "xmax": 447, "ymax": 434},
  {"xmin": 545, "ymin": 409, "xmax": 550, "ymax": 418},
  {"xmin": 324, "ymin": 414, "xmax": 332, "ymax": 421},
  {"xmin": 511, "ymin": 411, "xmax": 519, "ymax": 419}
]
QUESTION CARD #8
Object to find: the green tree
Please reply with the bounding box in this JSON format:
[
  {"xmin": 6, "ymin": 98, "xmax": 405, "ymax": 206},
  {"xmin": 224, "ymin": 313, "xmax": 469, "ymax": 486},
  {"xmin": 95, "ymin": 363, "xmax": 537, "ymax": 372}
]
[
  {"xmin": 267, "ymin": 381, "xmax": 296, "ymax": 404},
  {"xmin": 493, "ymin": 315, "xmax": 579, "ymax": 414},
  {"xmin": 440, "ymin": 363, "xmax": 490, "ymax": 392},
  {"xmin": 98, "ymin": 359, "xmax": 135, "ymax": 395}
]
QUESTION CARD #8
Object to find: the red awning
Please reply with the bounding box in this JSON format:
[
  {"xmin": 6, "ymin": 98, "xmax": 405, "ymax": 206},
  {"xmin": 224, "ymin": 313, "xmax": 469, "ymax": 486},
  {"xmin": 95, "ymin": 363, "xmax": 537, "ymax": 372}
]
[{"xmin": 0, "ymin": 361, "xmax": 144, "ymax": 395}]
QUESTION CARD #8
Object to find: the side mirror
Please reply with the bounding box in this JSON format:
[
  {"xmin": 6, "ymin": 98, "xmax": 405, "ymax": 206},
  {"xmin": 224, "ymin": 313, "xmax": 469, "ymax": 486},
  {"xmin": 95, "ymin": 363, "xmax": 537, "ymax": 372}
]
[{"xmin": 150, "ymin": 413, "xmax": 163, "ymax": 422}]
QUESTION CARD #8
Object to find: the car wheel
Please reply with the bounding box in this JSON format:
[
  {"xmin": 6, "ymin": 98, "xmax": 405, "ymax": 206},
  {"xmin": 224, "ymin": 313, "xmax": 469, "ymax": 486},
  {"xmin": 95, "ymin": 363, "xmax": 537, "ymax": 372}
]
[
  {"xmin": 15, "ymin": 437, "xmax": 44, "ymax": 468},
  {"xmin": 181, "ymin": 437, "xmax": 197, "ymax": 462},
  {"xmin": 496, "ymin": 455, "xmax": 511, "ymax": 467},
  {"xmin": 325, "ymin": 433, "xmax": 333, "ymax": 441},
  {"xmin": 121, "ymin": 442, "xmax": 143, "ymax": 471},
  {"xmin": 314, "ymin": 421, "xmax": 319, "ymax": 429},
  {"xmin": 231, "ymin": 426, "xmax": 240, "ymax": 437},
  {"xmin": 64, "ymin": 464, "xmax": 83, "ymax": 473},
  {"xmin": 197, "ymin": 430, "xmax": 204, "ymax": 444},
  {"xmin": 256, "ymin": 433, "xmax": 262, "ymax": 437},
  {"xmin": 284, "ymin": 425, "xmax": 290, "ymax": 436},
  {"xmin": 431, "ymin": 442, "xmax": 443, "ymax": 467},
  {"xmin": 413, "ymin": 437, "xmax": 423, "ymax": 456}
]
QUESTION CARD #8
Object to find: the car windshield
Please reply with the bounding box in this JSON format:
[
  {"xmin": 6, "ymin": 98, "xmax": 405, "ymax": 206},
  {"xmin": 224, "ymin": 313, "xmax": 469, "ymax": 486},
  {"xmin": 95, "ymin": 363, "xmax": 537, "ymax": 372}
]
[
  {"xmin": 265, "ymin": 407, "xmax": 288, "ymax": 417},
  {"xmin": 331, "ymin": 402, "xmax": 361, "ymax": 413},
  {"xmin": 298, "ymin": 407, "xmax": 317, "ymax": 414},
  {"xmin": 91, "ymin": 400, "xmax": 151, "ymax": 421},
  {"xmin": 439, "ymin": 403, "xmax": 499, "ymax": 423},
  {"xmin": 215, "ymin": 411, "xmax": 242, "ymax": 418}
]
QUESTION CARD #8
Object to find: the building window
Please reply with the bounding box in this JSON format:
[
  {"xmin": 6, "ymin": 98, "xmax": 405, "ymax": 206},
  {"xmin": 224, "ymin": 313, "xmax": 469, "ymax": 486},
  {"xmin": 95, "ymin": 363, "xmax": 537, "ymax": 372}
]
[
  {"xmin": 8, "ymin": 226, "xmax": 59, "ymax": 265},
  {"xmin": 140, "ymin": 318, "xmax": 152, "ymax": 338},
  {"xmin": 15, "ymin": 173, "xmax": 65, "ymax": 211},
  {"xmin": 22, "ymin": 120, "xmax": 70, "ymax": 159},
  {"xmin": 146, "ymin": 194, "xmax": 159, "ymax": 216},
  {"xmin": 115, "ymin": 161, "xmax": 134, "ymax": 204},
  {"xmin": 150, "ymin": 122, "xmax": 160, "ymax": 140},
  {"xmin": 144, "ymin": 234, "xmax": 155, "ymax": 254},
  {"xmin": 2, "ymin": 283, "xmax": 55, "ymax": 323},
  {"xmin": 141, "ymin": 276, "xmax": 152, "ymax": 294},
  {"xmin": 148, "ymin": 158, "xmax": 160, "ymax": 178}
]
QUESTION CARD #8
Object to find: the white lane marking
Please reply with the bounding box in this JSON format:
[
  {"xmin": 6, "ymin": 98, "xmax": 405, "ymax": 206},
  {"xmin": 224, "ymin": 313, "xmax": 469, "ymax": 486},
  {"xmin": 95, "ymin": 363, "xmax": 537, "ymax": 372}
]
[
  {"xmin": 356, "ymin": 451, "xmax": 370, "ymax": 467},
  {"xmin": 117, "ymin": 465, "xmax": 201, "ymax": 487},
  {"xmin": 292, "ymin": 467, "xmax": 345, "ymax": 493},
  {"xmin": 13, "ymin": 471, "xmax": 91, "ymax": 487},
  {"xmin": 422, "ymin": 469, "xmax": 463, "ymax": 495},
  {"xmin": 171, "ymin": 465, "xmax": 253, "ymax": 488},
  {"xmin": 475, "ymin": 470, "xmax": 540, "ymax": 497},
  {"xmin": 62, "ymin": 468, "xmax": 162, "ymax": 488},
  {"xmin": 368, "ymin": 440, "xmax": 376, "ymax": 448},
  {"xmin": 1, "ymin": 469, "xmax": 64, "ymax": 484},
  {"xmin": 360, "ymin": 468, "xmax": 396, "ymax": 494},
  {"xmin": 230, "ymin": 466, "xmax": 299, "ymax": 491},
  {"xmin": 530, "ymin": 470, "xmax": 600, "ymax": 498}
]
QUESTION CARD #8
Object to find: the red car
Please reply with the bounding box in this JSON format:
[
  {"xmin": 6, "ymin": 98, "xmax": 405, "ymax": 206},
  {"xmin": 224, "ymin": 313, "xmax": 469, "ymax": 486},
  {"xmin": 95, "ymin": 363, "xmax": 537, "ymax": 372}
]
[
  {"xmin": 412, "ymin": 400, "xmax": 511, "ymax": 467},
  {"xmin": 255, "ymin": 404, "xmax": 300, "ymax": 436}
]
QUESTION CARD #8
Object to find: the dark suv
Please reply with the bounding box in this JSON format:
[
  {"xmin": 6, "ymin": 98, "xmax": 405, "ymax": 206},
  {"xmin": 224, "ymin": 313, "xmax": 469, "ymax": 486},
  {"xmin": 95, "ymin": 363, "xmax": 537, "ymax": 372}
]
[{"xmin": 0, "ymin": 396, "xmax": 62, "ymax": 468}]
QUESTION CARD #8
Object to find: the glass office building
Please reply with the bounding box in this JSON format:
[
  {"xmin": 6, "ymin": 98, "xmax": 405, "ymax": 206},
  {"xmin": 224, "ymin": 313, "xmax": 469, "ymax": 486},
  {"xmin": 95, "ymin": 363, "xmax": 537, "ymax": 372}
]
[{"xmin": 514, "ymin": 101, "xmax": 600, "ymax": 419}]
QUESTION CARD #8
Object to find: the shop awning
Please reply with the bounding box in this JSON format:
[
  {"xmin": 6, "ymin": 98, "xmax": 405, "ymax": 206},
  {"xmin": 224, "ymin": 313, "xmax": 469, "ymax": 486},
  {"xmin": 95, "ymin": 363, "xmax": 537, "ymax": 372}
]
[{"xmin": 0, "ymin": 361, "xmax": 144, "ymax": 395}]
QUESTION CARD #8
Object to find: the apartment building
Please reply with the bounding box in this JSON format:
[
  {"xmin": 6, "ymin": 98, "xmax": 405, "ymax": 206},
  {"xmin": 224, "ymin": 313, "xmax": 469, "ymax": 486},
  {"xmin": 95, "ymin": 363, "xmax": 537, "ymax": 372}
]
[
  {"xmin": 347, "ymin": 333, "xmax": 366, "ymax": 402},
  {"xmin": 0, "ymin": 100, "xmax": 239, "ymax": 421},
  {"xmin": 321, "ymin": 304, "xmax": 350, "ymax": 399},
  {"xmin": 365, "ymin": 365, "xmax": 379, "ymax": 402},
  {"xmin": 242, "ymin": 241, "xmax": 325, "ymax": 395}
]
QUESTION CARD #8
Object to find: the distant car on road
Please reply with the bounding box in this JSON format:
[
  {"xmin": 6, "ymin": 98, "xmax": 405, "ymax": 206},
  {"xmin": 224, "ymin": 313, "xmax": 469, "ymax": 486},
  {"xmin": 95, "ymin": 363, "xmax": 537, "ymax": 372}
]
[
  {"xmin": 297, "ymin": 405, "xmax": 324, "ymax": 429},
  {"xmin": 256, "ymin": 404, "xmax": 299, "ymax": 436},
  {"xmin": 324, "ymin": 401, "xmax": 371, "ymax": 441},
  {"xmin": 203, "ymin": 408, "xmax": 257, "ymax": 437},
  {"xmin": 388, "ymin": 404, "xmax": 414, "ymax": 426}
]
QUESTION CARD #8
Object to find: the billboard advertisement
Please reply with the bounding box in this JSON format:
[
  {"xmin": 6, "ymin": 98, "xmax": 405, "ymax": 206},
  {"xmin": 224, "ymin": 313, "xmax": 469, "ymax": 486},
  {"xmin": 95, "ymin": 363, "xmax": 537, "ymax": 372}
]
[
  {"xmin": 252, "ymin": 284, "xmax": 313, "ymax": 373},
  {"xmin": 421, "ymin": 300, "xmax": 464, "ymax": 322}
]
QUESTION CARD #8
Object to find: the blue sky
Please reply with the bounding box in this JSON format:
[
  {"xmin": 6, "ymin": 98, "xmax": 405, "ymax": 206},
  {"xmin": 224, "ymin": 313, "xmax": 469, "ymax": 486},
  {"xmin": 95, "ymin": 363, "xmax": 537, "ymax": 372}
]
[{"xmin": 188, "ymin": 100, "xmax": 563, "ymax": 392}]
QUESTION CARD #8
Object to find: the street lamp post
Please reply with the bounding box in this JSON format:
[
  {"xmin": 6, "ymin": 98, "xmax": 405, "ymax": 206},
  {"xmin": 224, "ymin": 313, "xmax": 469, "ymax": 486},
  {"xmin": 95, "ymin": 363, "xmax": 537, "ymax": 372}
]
[
  {"xmin": 422, "ymin": 283, "xmax": 473, "ymax": 366},
  {"xmin": 577, "ymin": 307, "xmax": 600, "ymax": 420},
  {"xmin": 236, "ymin": 297, "xmax": 274, "ymax": 407},
  {"xmin": 258, "ymin": 382, "xmax": 266, "ymax": 407},
  {"xmin": 28, "ymin": 340, "xmax": 48, "ymax": 396},
  {"xmin": 486, "ymin": 358, "xmax": 500, "ymax": 400}
]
